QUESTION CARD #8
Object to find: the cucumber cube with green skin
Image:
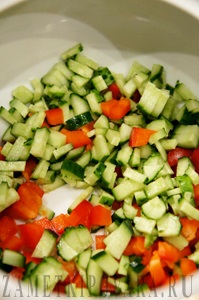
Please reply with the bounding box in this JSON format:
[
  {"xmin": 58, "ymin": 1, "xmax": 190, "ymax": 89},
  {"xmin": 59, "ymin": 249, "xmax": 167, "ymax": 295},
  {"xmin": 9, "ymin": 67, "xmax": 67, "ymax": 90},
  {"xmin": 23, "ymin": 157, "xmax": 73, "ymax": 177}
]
[
  {"xmin": 0, "ymin": 182, "xmax": 9, "ymax": 205},
  {"xmin": 12, "ymin": 85, "xmax": 33, "ymax": 104},
  {"xmin": 28, "ymin": 257, "xmax": 68, "ymax": 292},
  {"xmin": 65, "ymin": 111, "xmax": 93, "ymax": 131},
  {"xmin": 92, "ymin": 250, "xmax": 119, "ymax": 276},
  {"xmin": 61, "ymin": 43, "xmax": 83, "ymax": 61},
  {"xmin": 57, "ymin": 225, "xmax": 93, "ymax": 261},
  {"xmin": 104, "ymin": 220, "xmax": 133, "ymax": 260},
  {"xmin": 87, "ymin": 259, "xmax": 103, "ymax": 296},
  {"xmin": 157, "ymin": 213, "xmax": 181, "ymax": 237},
  {"xmin": 141, "ymin": 196, "xmax": 167, "ymax": 220},
  {"xmin": 172, "ymin": 124, "xmax": 199, "ymax": 149},
  {"xmin": 137, "ymin": 82, "xmax": 169, "ymax": 117},
  {"xmin": 61, "ymin": 159, "xmax": 84, "ymax": 180},
  {"xmin": 2, "ymin": 250, "xmax": 26, "ymax": 268}
]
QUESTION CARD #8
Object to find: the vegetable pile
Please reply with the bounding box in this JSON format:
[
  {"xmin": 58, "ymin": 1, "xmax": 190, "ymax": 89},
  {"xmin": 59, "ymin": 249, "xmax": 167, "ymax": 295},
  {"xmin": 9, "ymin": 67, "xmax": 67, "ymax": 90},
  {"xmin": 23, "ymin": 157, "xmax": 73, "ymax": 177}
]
[{"xmin": 0, "ymin": 43, "xmax": 199, "ymax": 296}]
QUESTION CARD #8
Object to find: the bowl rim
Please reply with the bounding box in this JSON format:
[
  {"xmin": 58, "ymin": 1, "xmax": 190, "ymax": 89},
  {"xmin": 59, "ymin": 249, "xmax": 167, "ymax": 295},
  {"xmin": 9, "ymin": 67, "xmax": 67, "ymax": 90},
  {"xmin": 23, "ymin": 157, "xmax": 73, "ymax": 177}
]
[
  {"xmin": 0, "ymin": 0, "xmax": 199, "ymax": 19},
  {"xmin": 163, "ymin": 0, "xmax": 199, "ymax": 20}
]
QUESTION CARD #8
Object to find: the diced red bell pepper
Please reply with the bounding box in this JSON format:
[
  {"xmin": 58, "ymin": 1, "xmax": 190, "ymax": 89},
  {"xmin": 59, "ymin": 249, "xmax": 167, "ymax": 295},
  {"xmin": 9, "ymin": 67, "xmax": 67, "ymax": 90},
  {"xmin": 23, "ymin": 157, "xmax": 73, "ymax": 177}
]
[
  {"xmin": 167, "ymin": 147, "xmax": 193, "ymax": 167},
  {"xmin": 123, "ymin": 236, "xmax": 147, "ymax": 256},
  {"xmin": 149, "ymin": 251, "xmax": 167, "ymax": 287},
  {"xmin": 90, "ymin": 205, "xmax": 112, "ymax": 227},
  {"xmin": 180, "ymin": 257, "xmax": 197, "ymax": 276},
  {"xmin": 58, "ymin": 257, "xmax": 77, "ymax": 284},
  {"xmin": 0, "ymin": 146, "xmax": 5, "ymax": 161},
  {"xmin": 178, "ymin": 246, "xmax": 192, "ymax": 260},
  {"xmin": 22, "ymin": 250, "xmax": 42, "ymax": 264},
  {"xmin": 180, "ymin": 217, "xmax": 199, "ymax": 241},
  {"xmin": 193, "ymin": 184, "xmax": 199, "ymax": 206},
  {"xmin": 157, "ymin": 241, "xmax": 180, "ymax": 268},
  {"xmin": 129, "ymin": 127, "xmax": 156, "ymax": 147},
  {"xmin": 22, "ymin": 156, "xmax": 38, "ymax": 182},
  {"xmin": 191, "ymin": 146, "xmax": 199, "ymax": 173},
  {"xmin": 51, "ymin": 214, "xmax": 71, "ymax": 235},
  {"xmin": 41, "ymin": 120, "xmax": 50, "ymax": 128},
  {"xmin": 101, "ymin": 98, "xmax": 131, "ymax": 120},
  {"xmin": 0, "ymin": 235, "xmax": 23, "ymax": 251},
  {"xmin": 95, "ymin": 235, "xmax": 106, "ymax": 250},
  {"xmin": 68, "ymin": 200, "xmax": 93, "ymax": 229},
  {"xmin": 45, "ymin": 107, "xmax": 64, "ymax": 126},
  {"xmin": 18, "ymin": 222, "xmax": 44, "ymax": 250},
  {"xmin": 33, "ymin": 217, "xmax": 53, "ymax": 230},
  {"xmin": 5, "ymin": 182, "xmax": 42, "ymax": 220},
  {"xmin": 108, "ymin": 83, "xmax": 121, "ymax": 99},
  {"xmin": 132, "ymin": 89, "xmax": 141, "ymax": 103},
  {"xmin": 81, "ymin": 121, "xmax": 95, "ymax": 133},
  {"xmin": 9, "ymin": 268, "xmax": 25, "ymax": 280},
  {"xmin": 72, "ymin": 272, "xmax": 87, "ymax": 288},
  {"xmin": 0, "ymin": 215, "xmax": 18, "ymax": 241},
  {"xmin": 60, "ymin": 128, "xmax": 92, "ymax": 149},
  {"xmin": 24, "ymin": 181, "xmax": 44, "ymax": 197},
  {"xmin": 101, "ymin": 276, "xmax": 116, "ymax": 293}
]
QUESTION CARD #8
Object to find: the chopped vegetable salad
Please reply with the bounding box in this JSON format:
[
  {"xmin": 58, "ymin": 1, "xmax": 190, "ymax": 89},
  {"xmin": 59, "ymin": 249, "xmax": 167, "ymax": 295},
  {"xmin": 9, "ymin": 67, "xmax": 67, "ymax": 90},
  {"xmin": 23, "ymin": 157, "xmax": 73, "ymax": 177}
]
[{"xmin": 0, "ymin": 43, "xmax": 199, "ymax": 296}]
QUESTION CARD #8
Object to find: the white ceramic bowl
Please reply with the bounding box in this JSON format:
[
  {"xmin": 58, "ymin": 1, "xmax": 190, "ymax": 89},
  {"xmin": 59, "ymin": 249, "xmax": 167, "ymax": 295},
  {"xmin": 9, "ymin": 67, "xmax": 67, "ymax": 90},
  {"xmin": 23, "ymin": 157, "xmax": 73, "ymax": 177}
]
[{"xmin": 0, "ymin": 0, "xmax": 199, "ymax": 299}]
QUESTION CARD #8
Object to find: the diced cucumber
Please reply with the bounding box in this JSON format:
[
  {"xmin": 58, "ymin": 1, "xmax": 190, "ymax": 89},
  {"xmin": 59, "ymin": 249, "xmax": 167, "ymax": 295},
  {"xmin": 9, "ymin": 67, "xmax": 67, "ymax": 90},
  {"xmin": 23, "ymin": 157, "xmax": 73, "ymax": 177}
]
[
  {"xmin": 172, "ymin": 124, "xmax": 199, "ymax": 148},
  {"xmin": 118, "ymin": 255, "xmax": 130, "ymax": 276},
  {"xmin": 48, "ymin": 129, "xmax": 66, "ymax": 148},
  {"xmin": 32, "ymin": 230, "xmax": 58, "ymax": 258},
  {"xmin": 142, "ymin": 154, "xmax": 164, "ymax": 183},
  {"xmin": 86, "ymin": 91, "xmax": 103, "ymax": 115},
  {"xmin": 157, "ymin": 213, "xmax": 181, "ymax": 237},
  {"xmin": 12, "ymin": 85, "xmax": 33, "ymax": 104},
  {"xmin": 134, "ymin": 216, "xmax": 156, "ymax": 234},
  {"xmin": 68, "ymin": 59, "xmax": 93, "ymax": 79},
  {"xmin": 30, "ymin": 127, "xmax": 50, "ymax": 158},
  {"xmin": 0, "ymin": 161, "xmax": 26, "ymax": 172},
  {"xmin": 112, "ymin": 178, "xmax": 144, "ymax": 201},
  {"xmin": 0, "ymin": 106, "xmax": 17, "ymax": 124},
  {"xmin": 116, "ymin": 144, "xmax": 133, "ymax": 166},
  {"xmin": 61, "ymin": 159, "xmax": 84, "ymax": 181},
  {"xmin": 92, "ymin": 250, "xmax": 119, "ymax": 276},
  {"xmin": 123, "ymin": 167, "xmax": 147, "ymax": 184},
  {"xmin": 99, "ymin": 190, "xmax": 114, "ymax": 206},
  {"xmin": 87, "ymin": 258, "xmax": 103, "ymax": 296},
  {"xmin": 145, "ymin": 177, "xmax": 169, "ymax": 199},
  {"xmin": 31, "ymin": 159, "xmax": 50, "ymax": 179},
  {"xmin": 5, "ymin": 136, "xmax": 31, "ymax": 161},
  {"xmin": 179, "ymin": 199, "xmax": 199, "ymax": 221},
  {"xmin": 57, "ymin": 225, "xmax": 93, "ymax": 261},
  {"xmin": 70, "ymin": 93, "xmax": 90, "ymax": 115},
  {"xmin": 93, "ymin": 134, "xmax": 110, "ymax": 162},
  {"xmin": 10, "ymin": 99, "xmax": 29, "ymax": 118},
  {"xmin": 164, "ymin": 234, "xmax": 188, "ymax": 251},
  {"xmin": 137, "ymin": 82, "xmax": 169, "ymax": 117},
  {"xmin": 28, "ymin": 257, "xmax": 67, "ymax": 292},
  {"xmin": 76, "ymin": 248, "xmax": 92, "ymax": 270},
  {"xmin": 2, "ymin": 249, "xmax": 26, "ymax": 267},
  {"xmin": 61, "ymin": 43, "xmax": 83, "ymax": 61},
  {"xmin": 53, "ymin": 143, "xmax": 73, "ymax": 160},
  {"xmin": 75, "ymin": 150, "xmax": 91, "ymax": 168},
  {"xmin": 11, "ymin": 122, "xmax": 33, "ymax": 139},
  {"xmin": 141, "ymin": 196, "xmax": 167, "ymax": 220},
  {"xmin": 65, "ymin": 111, "xmax": 93, "ymax": 130},
  {"xmin": 104, "ymin": 220, "xmax": 133, "ymax": 259},
  {"xmin": 67, "ymin": 187, "xmax": 94, "ymax": 213},
  {"xmin": 75, "ymin": 53, "xmax": 99, "ymax": 70}
]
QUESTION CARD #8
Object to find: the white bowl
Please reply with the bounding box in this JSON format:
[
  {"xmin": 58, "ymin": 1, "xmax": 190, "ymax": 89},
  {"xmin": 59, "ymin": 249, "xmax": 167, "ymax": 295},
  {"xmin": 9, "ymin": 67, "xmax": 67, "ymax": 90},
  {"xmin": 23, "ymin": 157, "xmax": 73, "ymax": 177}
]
[{"xmin": 0, "ymin": 0, "xmax": 199, "ymax": 299}]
